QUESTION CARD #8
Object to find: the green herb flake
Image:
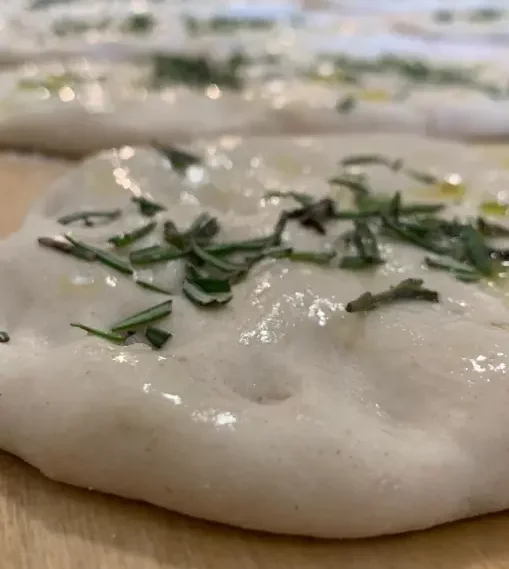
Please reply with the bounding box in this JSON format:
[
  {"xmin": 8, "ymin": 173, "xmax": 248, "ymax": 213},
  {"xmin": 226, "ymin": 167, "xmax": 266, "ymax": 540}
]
[
  {"xmin": 345, "ymin": 278, "xmax": 439, "ymax": 313},
  {"xmin": 477, "ymin": 216, "xmax": 509, "ymax": 238},
  {"xmin": 182, "ymin": 278, "xmax": 233, "ymax": 307},
  {"xmin": 188, "ymin": 212, "xmax": 221, "ymax": 243},
  {"xmin": 111, "ymin": 300, "xmax": 173, "ymax": 332},
  {"xmin": 57, "ymin": 209, "xmax": 122, "ymax": 226},
  {"xmin": 151, "ymin": 52, "xmax": 246, "ymax": 90},
  {"xmin": 424, "ymin": 255, "xmax": 481, "ymax": 282},
  {"xmin": 190, "ymin": 239, "xmax": 246, "ymax": 273},
  {"xmin": 288, "ymin": 250, "xmax": 336, "ymax": 265},
  {"xmin": 70, "ymin": 323, "xmax": 126, "ymax": 343},
  {"xmin": 108, "ymin": 221, "xmax": 157, "ymax": 248},
  {"xmin": 336, "ymin": 95, "xmax": 357, "ymax": 114},
  {"xmin": 38, "ymin": 236, "xmax": 97, "ymax": 261},
  {"xmin": 145, "ymin": 326, "xmax": 173, "ymax": 349},
  {"xmin": 0, "ymin": 331, "xmax": 10, "ymax": 343},
  {"xmin": 339, "ymin": 154, "xmax": 393, "ymax": 168},
  {"xmin": 135, "ymin": 279, "xmax": 173, "ymax": 295},
  {"xmin": 129, "ymin": 245, "xmax": 187, "ymax": 266},
  {"xmin": 65, "ymin": 235, "xmax": 133, "ymax": 275},
  {"xmin": 132, "ymin": 196, "xmax": 166, "ymax": 217},
  {"xmin": 121, "ymin": 12, "xmax": 155, "ymax": 34},
  {"xmin": 156, "ymin": 146, "xmax": 201, "ymax": 174},
  {"xmin": 460, "ymin": 226, "xmax": 494, "ymax": 276},
  {"xmin": 287, "ymin": 198, "xmax": 339, "ymax": 235}
]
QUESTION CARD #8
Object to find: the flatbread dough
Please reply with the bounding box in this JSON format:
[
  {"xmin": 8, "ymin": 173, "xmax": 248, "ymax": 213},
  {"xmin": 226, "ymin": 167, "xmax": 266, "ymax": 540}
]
[{"xmin": 2, "ymin": 133, "xmax": 509, "ymax": 538}]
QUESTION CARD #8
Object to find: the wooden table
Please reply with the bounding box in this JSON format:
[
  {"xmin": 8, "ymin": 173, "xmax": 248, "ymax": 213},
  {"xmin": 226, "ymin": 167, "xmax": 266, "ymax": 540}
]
[{"xmin": 2, "ymin": 154, "xmax": 509, "ymax": 569}]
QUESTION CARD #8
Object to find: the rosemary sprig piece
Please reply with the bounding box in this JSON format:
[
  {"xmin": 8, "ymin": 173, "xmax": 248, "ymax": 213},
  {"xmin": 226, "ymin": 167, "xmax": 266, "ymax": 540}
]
[
  {"xmin": 329, "ymin": 174, "xmax": 371, "ymax": 206},
  {"xmin": 337, "ymin": 155, "xmax": 438, "ymax": 185},
  {"xmin": 129, "ymin": 245, "xmax": 188, "ymax": 266},
  {"xmin": 339, "ymin": 154, "xmax": 394, "ymax": 168},
  {"xmin": 135, "ymin": 279, "xmax": 173, "ymax": 295},
  {"xmin": 190, "ymin": 239, "xmax": 246, "ymax": 273},
  {"xmin": 345, "ymin": 278, "xmax": 439, "ymax": 313},
  {"xmin": 350, "ymin": 220, "xmax": 383, "ymax": 265},
  {"xmin": 57, "ymin": 209, "xmax": 121, "ymax": 226},
  {"xmin": 65, "ymin": 235, "xmax": 133, "ymax": 275},
  {"xmin": 403, "ymin": 168, "xmax": 439, "ymax": 185},
  {"xmin": 38, "ymin": 236, "xmax": 97, "ymax": 261},
  {"xmin": 70, "ymin": 323, "xmax": 126, "ymax": 343},
  {"xmin": 145, "ymin": 326, "xmax": 173, "ymax": 349},
  {"xmin": 339, "ymin": 256, "xmax": 378, "ymax": 269},
  {"xmin": 382, "ymin": 215, "xmax": 450, "ymax": 255},
  {"xmin": 132, "ymin": 196, "xmax": 166, "ymax": 217},
  {"xmin": 111, "ymin": 300, "xmax": 173, "ymax": 332},
  {"xmin": 336, "ymin": 94, "xmax": 357, "ymax": 113},
  {"xmin": 460, "ymin": 226, "xmax": 494, "ymax": 276},
  {"xmin": 288, "ymin": 250, "xmax": 336, "ymax": 264},
  {"xmin": 477, "ymin": 216, "xmax": 509, "ymax": 238},
  {"xmin": 108, "ymin": 221, "xmax": 157, "ymax": 248},
  {"xmin": 182, "ymin": 278, "xmax": 233, "ymax": 306},
  {"xmin": 0, "ymin": 331, "xmax": 10, "ymax": 343},
  {"xmin": 156, "ymin": 145, "xmax": 201, "ymax": 174},
  {"xmin": 187, "ymin": 212, "xmax": 220, "ymax": 243},
  {"xmin": 424, "ymin": 255, "xmax": 481, "ymax": 283},
  {"xmin": 287, "ymin": 198, "xmax": 339, "ymax": 235},
  {"xmin": 163, "ymin": 220, "xmax": 187, "ymax": 249},
  {"xmin": 205, "ymin": 236, "xmax": 276, "ymax": 256}
]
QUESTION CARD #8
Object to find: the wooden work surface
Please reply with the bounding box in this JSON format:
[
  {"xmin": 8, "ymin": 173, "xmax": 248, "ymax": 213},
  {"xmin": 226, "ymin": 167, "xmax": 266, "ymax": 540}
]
[{"xmin": 2, "ymin": 153, "xmax": 509, "ymax": 569}]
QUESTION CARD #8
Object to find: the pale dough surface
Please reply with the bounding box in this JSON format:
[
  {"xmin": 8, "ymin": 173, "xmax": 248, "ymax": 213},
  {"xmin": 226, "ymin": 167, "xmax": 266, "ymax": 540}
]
[{"xmin": 2, "ymin": 134, "xmax": 509, "ymax": 538}]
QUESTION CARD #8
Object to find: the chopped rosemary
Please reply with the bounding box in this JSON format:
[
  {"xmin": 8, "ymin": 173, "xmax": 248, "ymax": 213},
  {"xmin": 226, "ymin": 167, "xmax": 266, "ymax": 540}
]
[
  {"xmin": 131, "ymin": 196, "xmax": 166, "ymax": 217},
  {"xmin": 339, "ymin": 256, "xmax": 378, "ymax": 269},
  {"xmin": 329, "ymin": 174, "xmax": 371, "ymax": 206},
  {"xmin": 477, "ymin": 216, "xmax": 509, "ymax": 238},
  {"xmin": 336, "ymin": 95, "xmax": 357, "ymax": 113},
  {"xmin": 183, "ymin": 278, "xmax": 233, "ymax": 306},
  {"xmin": 190, "ymin": 239, "xmax": 245, "ymax": 273},
  {"xmin": 121, "ymin": 12, "xmax": 155, "ymax": 34},
  {"xmin": 424, "ymin": 255, "xmax": 481, "ymax": 283},
  {"xmin": 145, "ymin": 326, "xmax": 173, "ymax": 349},
  {"xmin": 345, "ymin": 278, "xmax": 439, "ymax": 313},
  {"xmin": 339, "ymin": 154, "xmax": 393, "ymax": 168},
  {"xmin": 129, "ymin": 245, "xmax": 187, "ymax": 266},
  {"xmin": 403, "ymin": 168, "xmax": 439, "ymax": 185},
  {"xmin": 287, "ymin": 250, "xmax": 336, "ymax": 265},
  {"xmin": 57, "ymin": 209, "xmax": 121, "ymax": 227},
  {"xmin": 0, "ymin": 331, "xmax": 10, "ymax": 343},
  {"xmin": 70, "ymin": 323, "xmax": 126, "ymax": 343},
  {"xmin": 349, "ymin": 220, "xmax": 383, "ymax": 265},
  {"xmin": 151, "ymin": 52, "xmax": 246, "ymax": 90},
  {"xmin": 336, "ymin": 155, "xmax": 438, "ymax": 185},
  {"xmin": 188, "ymin": 212, "xmax": 221, "ymax": 243},
  {"xmin": 460, "ymin": 226, "xmax": 494, "ymax": 276},
  {"xmin": 135, "ymin": 279, "xmax": 173, "ymax": 295},
  {"xmin": 38, "ymin": 236, "xmax": 97, "ymax": 261},
  {"xmin": 205, "ymin": 236, "xmax": 276, "ymax": 256},
  {"xmin": 65, "ymin": 235, "xmax": 133, "ymax": 275},
  {"xmin": 157, "ymin": 146, "xmax": 201, "ymax": 174},
  {"xmin": 108, "ymin": 221, "xmax": 157, "ymax": 248},
  {"xmin": 382, "ymin": 215, "xmax": 450, "ymax": 256},
  {"xmin": 111, "ymin": 300, "xmax": 173, "ymax": 332},
  {"xmin": 287, "ymin": 198, "xmax": 339, "ymax": 234}
]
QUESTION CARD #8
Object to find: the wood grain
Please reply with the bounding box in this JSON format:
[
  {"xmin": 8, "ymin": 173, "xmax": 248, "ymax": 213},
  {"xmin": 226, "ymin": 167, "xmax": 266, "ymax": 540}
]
[{"xmin": 2, "ymin": 153, "xmax": 509, "ymax": 569}]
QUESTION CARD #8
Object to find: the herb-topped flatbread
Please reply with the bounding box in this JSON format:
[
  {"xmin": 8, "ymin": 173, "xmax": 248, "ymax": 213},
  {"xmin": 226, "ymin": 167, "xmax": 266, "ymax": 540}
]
[{"xmin": 2, "ymin": 133, "xmax": 509, "ymax": 538}]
